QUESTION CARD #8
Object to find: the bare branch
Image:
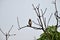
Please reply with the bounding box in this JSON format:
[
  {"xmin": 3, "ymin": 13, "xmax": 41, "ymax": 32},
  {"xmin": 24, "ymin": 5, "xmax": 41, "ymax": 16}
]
[
  {"xmin": 8, "ymin": 25, "xmax": 13, "ymax": 34},
  {"xmin": 36, "ymin": 4, "xmax": 40, "ymax": 9},
  {"xmin": 17, "ymin": 16, "xmax": 21, "ymax": 29},
  {"xmin": 44, "ymin": 17, "xmax": 46, "ymax": 28},
  {"xmin": 18, "ymin": 25, "xmax": 42, "ymax": 30},
  {"xmin": 47, "ymin": 13, "xmax": 53, "ymax": 27},
  {"xmin": 0, "ymin": 25, "xmax": 16, "ymax": 40},
  {"xmin": 55, "ymin": 0, "xmax": 57, "ymax": 11},
  {"xmin": 37, "ymin": 19, "xmax": 45, "ymax": 31},
  {"xmin": 52, "ymin": 0, "xmax": 57, "ymax": 11},
  {"xmin": 29, "ymin": 26, "xmax": 42, "ymax": 30},
  {"xmin": 40, "ymin": 9, "xmax": 47, "ymax": 28},
  {"xmin": 36, "ymin": 4, "xmax": 40, "ymax": 16},
  {"xmin": 32, "ymin": 4, "xmax": 45, "ymax": 32},
  {"xmin": 44, "ymin": 8, "xmax": 47, "ymax": 15},
  {"xmin": 37, "ymin": 18, "xmax": 42, "ymax": 26},
  {"xmin": 56, "ymin": 15, "xmax": 60, "ymax": 19},
  {"xmin": 53, "ymin": 0, "xmax": 58, "ymax": 20},
  {"xmin": 32, "ymin": 4, "xmax": 39, "ymax": 16},
  {"xmin": 41, "ymin": 8, "xmax": 47, "ymax": 17},
  {"xmin": 54, "ymin": 13, "xmax": 60, "ymax": 19},
  {"xmin": 18, "ymin": 26, "xmax": 27, "ymax": 30},
  {"xmin": 32, "ymin": 4, "xmax": 43, "ymax": 27},
  {"xmin": 53, "ymin": 0, "xmax": 59, "ymax": 31},
  {"xmin": 32, "ymin": 4, "xmax": 36, "ymax": 10},
  {"xmin": 17, "ymin": 16, "xmax": 42, "ymax": 30},
  {"xmin": 32, "ymin": 20, "xmax": 40, "ymax": 26},
  {"xmin": 0, "ymin": 28, "xmax": 5, "ymax": 35}
]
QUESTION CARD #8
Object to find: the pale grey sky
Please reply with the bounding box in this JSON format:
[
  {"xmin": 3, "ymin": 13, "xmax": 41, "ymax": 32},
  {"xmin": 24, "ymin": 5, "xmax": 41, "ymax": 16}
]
[{"xmin": 0, "ymin": 0, "xmax": 60, "ymax": 40}]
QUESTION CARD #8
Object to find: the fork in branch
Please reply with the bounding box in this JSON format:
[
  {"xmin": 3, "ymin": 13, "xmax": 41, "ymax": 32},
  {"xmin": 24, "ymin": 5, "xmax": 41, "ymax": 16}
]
[{"xmin": 0, "ymin": 25, "xmax": 16, "ymax": 40}]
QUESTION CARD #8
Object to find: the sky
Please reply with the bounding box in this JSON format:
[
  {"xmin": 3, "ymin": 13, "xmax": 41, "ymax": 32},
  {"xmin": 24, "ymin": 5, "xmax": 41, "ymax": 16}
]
[{"xmin": 0, "ymin": 0, "xmax": 60, "ymax": 40}]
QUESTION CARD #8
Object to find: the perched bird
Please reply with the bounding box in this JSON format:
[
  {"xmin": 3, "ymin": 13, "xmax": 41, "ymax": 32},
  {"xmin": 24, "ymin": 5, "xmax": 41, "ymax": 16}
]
[{"xmin": 28, "ymin": 19, "xmax": 32, "ymax": 27}]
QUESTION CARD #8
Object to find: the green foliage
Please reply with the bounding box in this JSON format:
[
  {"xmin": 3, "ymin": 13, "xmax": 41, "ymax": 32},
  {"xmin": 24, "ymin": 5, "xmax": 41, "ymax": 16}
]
[{"xmin": 37, "ymin": 25, "xmax": 60, "ymax": 40}]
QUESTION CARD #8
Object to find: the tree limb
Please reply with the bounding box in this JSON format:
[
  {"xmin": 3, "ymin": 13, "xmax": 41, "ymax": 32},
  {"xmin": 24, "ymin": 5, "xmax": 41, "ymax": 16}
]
[
  {"xmin": 53, "ymin": 0, "xmax": 58, "ymax": 31},
  {"xmin": 8, "ymin": 25, "xmax": 13, "ymax": 34},
  {"xmin": 40, "ymin": 8, "xmax": 47, "ymax": 28},
  {"xmin": 47, "ymin": 13, "xmax": 53, "ymax": 27},
  {"xmin": 17, "ymin": 16, "xmax": 21, "ymax": 29},
  {"xmin": 0, "ymin": 28, "xmax": 5, "ymax": 35},
  {"xmin": 18, "ymin": 25, "xmax": 42, "ymax": 30}
]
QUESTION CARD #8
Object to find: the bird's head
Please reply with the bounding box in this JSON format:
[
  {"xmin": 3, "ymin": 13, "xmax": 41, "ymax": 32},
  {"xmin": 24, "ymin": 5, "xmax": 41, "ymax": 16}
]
[{"xmin": 29, "ymin": 19, "xmax": 31, "ymax": 21}]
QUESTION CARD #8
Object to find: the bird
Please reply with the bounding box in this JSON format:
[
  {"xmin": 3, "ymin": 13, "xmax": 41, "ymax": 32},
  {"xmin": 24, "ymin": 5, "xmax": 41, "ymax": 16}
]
[{"xmin": 28, "ymin": 19, "xmax": 32, "ymax": 27}]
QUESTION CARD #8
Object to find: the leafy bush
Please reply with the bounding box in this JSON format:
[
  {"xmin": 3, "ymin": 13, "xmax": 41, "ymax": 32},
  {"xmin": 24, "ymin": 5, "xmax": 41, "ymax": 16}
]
[{"xmin": 37, "ymin": 26, "xmax": 60, "ymax": 40}]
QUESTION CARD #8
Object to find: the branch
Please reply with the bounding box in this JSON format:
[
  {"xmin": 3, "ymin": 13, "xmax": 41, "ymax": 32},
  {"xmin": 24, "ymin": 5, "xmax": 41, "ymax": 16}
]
[
  {"xmin": 55, "ymin": 0, "xmax": 57, "ymax": 11},
  {"xmin": 8, "ymin": 25, "xmax": 13, "ymax": 34},
  {"xmin": 36, "ymin": 4, "xmax": 40, "ymax": 17},
  {"xmin": 32, "ymin": 4, "xmax": 45, "ymax": 32},
  {"xmin": 32, "ymin": 20, "xmax": 40, "ymax": 26},
  {"xmin": 32, "ymin": 4, "xmax": 43, "ymax": 26},
  {"xmin": 32, "ymin": 4, "xmax": 41, "ymax": 17},
  {"xmin": 0, "ymin": 28, "xmax": 5, "ymax": 35},
  {"xmin": 17, "ymin": 16, "xmax": 21, "ymax": 29},
  {"xmin": 44, "ymin": 17, "xmax": 46, "ymax": 28},
  {"xmin": 41, "ymin": 8, "xmax": 47, "ymax": 27},
  {"xmin": 47, "ymin": 13, "xmax": 53, "ymax": 27},
  {"xmin": 18, "ymin": 25, "xmax": 42, "ymax": 30},
  {"xmin": 37, "ymin": 18, "xmax": 41, "ymax": 26},
  {"xmin": 41, "ymin": 8, "xmax": 47, "ymax": 17},
  {"xmin": 44, "ymin": 8, "xmax": 47, "ymax": 15},
  {"xmin": 40, "ymin": 8, "xmax": 47, "ymax": 27},
  {"xmin": 53, "ymin": 0, "xmax": 58, "ymax": 30},
  {"xmin": 54, "ymin": 11, "xmax": 58, "ymax": 20},
  {"xmin": 54, "ymin": 13, "xmax": 60, "ymax": 19},
  {"xmin": 56, "ymin": 15, "xmax": 60, "ymax": 19},
  {"xmin": 52, "ymin": 0, "xmax": 57, "ymax": 11}
]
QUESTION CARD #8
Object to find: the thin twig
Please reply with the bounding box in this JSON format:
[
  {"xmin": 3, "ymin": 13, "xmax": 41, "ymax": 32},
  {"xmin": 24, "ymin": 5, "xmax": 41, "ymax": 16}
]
[
  {"xmin": 44, "ymin": 17, "xmax": 46, "ymax": 28},
  {"xmin": 37, "ymin": 18, "xmax": 41, "ymax": 26},
  {"xmin": 17, "ymin": 16, "xmax": 21, "ymax": 29},
  {"xmin": 18, "ymin": 25, "xmax": 42, "ymax": 30},
  {"xmin": 8, "ymin": 25, "xmax": 13, "ymax": 34},
  {"xmin": 47, "ymin": 13, "xmax": 53, "ymax": 27},
  {"xmin": 0, "ymin": 28, "xmax": 5, "ymax": 35},
  {"xmin": 32, "ymin": 21, "xmax": 40, "ymax": 26}
]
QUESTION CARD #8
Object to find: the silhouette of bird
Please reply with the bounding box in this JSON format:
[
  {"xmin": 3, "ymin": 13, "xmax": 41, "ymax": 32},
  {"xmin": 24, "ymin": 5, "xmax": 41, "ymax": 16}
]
[{"xmin": 28, "ymin": 19, "xmax": 32, "ymax": 27}]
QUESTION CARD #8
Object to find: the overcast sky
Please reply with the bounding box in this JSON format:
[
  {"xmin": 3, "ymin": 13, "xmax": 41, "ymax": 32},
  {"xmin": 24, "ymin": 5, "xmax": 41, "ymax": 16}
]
[{"xmin": 0, "ymin": 0, "xmax": 60, "ymax": 40}]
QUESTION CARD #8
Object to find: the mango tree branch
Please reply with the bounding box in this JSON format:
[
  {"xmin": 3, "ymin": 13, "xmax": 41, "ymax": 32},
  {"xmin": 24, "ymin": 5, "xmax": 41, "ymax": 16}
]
[
  {"xmin": 17, "ymin": 16, "xmax": 42, "ymax": 30},
  {"xmin": 53, "ymin": 0, "xmax": 59, "ymax": 30},
  {"xmin": 18, "ymin": 25, "xmax": 42, "ymax": 30},
  {"xmin": 32, "ymin": 4, "xmax": 45, "ymax": 32},
  {"xmin": 40, "ymin": 9, "xmax": 47, "ymax": 27}
]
